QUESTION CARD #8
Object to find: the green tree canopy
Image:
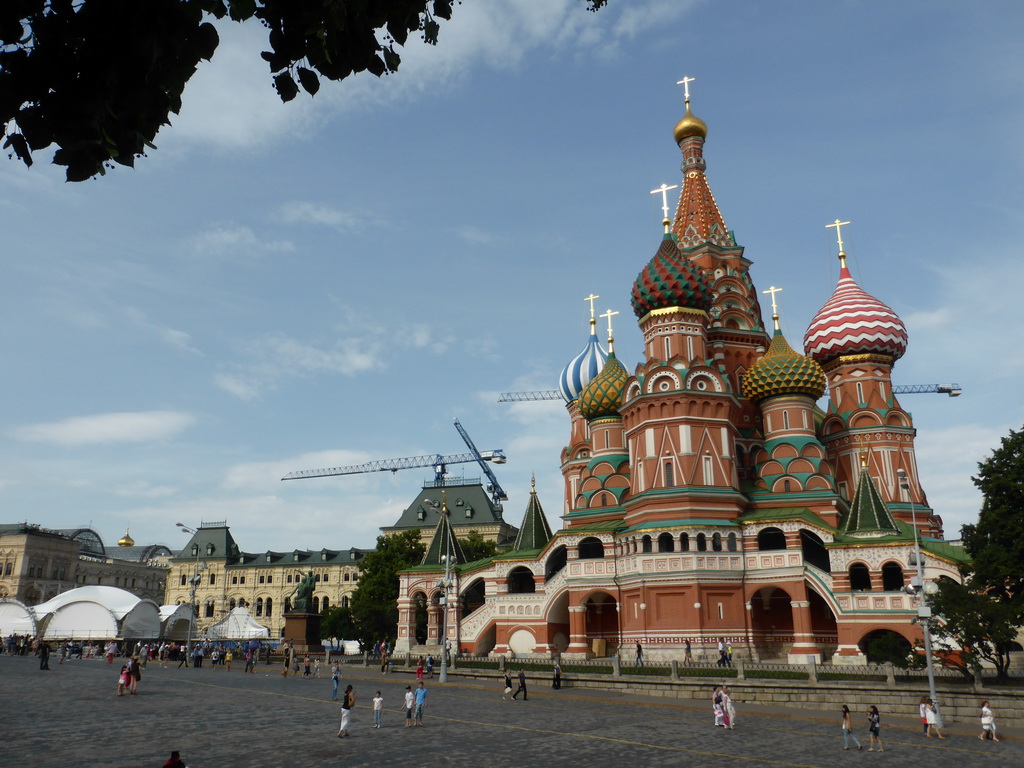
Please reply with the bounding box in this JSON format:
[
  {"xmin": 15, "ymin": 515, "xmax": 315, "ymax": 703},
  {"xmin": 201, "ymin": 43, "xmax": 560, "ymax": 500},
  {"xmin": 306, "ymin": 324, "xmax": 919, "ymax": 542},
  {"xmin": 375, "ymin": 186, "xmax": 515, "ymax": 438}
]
[
  {"xmin": 928, "ymin": 426, "xmax": 1024, "ymax": 681},
  {"xmin": 457, "ymin": 529, "xmax": 498, "ymax": 563},
  {"xmin": 349, "ymin": 528, "xmax": 424, "ymax": 648},
  {"xmin": 0, "ymin": 0, "xmax": 606, "ymax": 181},
  {"xmin": 321, "ymin": 605, "xmax": 357, "ymax": 646}
]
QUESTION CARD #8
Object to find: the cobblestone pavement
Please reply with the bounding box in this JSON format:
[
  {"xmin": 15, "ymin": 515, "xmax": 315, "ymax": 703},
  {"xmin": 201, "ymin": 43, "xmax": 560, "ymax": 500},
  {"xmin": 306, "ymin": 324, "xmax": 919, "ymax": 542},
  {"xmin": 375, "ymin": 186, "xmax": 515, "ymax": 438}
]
[{"xmin": 2, "ymin": 656, "xmax": 1019, "ymax": 768}]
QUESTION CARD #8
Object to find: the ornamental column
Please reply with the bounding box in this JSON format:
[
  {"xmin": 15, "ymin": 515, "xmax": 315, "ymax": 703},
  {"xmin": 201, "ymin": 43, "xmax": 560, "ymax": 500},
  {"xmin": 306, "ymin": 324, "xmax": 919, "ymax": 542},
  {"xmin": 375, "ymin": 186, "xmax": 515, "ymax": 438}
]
[{"xmin": 566, "ymin": 605, "xmax": 589, "ymax": 655}]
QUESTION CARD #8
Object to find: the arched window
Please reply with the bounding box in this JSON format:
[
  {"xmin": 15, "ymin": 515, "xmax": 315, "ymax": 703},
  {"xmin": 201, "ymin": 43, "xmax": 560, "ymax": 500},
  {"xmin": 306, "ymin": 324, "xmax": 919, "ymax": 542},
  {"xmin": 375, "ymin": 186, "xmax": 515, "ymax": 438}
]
[
  {"xmin": 508, "ymin": 567, "xmax": 536, "ymax": 594},
  {"xmin": 849, "ymin": 563, "xmax": 872, "ymax": 591},
  {"xmin": 341, "ymin": 596, "xmax": 349, "ymax": 608},
  {"xmin": 727, "ymin": 533, "xmax": 738, "ymax": 551},
  {"xmin": 265, "ymin": 598, "xmax": 273, "ymax": 617},
  {"xmin": 284, "ymin": 598, "xmax": 291, "ymax": 612},
  {"xmin": 205, "ymin": 601, "xmax": 214, "ymax": 618},
  {"xmin": 680, "ymin": 533, "xmax": 690, "ymax": 551},
  {"xmin": 312, "ymin": 596, "xmax": 320, "ymax": 613},
  {"xmin": 757, "ymin": 527, "xmax": 787, "ymax": 550},
  {"xmin": 641, "ymin": 535, "xmax": 652, "ymax": 553},
  {"xmin": 800, "ymin": 530, "xmax": 831, "ymax": 572},
  {"xmin": 711, "ymin": 532, "xmax": 722, "ymax": 551},
  {"xmin": 180, "ymin": 574, "xmax": 187, "ymax": 586},
  {"xmin": 881, "ymin": 562, "xmax": 904, "ymax": 591},
  {"xmin": 658, "ymin": 532, "xmax": 675, "ymax": 553},
  {"xmin": 545, "ymin": 546, "xmax": 568, "ymax": 581},
  {"xmin": 696, "ymin": 533, "xmax": 707, "ymax": 551},
  {"xmin": 321, "ymin": 596, "xmax": 329, "ymax": 612},
  {"xmin": 664, "ymin": 462, "xmax": 675, "ymax": 487},
  {"xmin": 578, "ymin": 537, "xmax": 605, "ymax": 559},
  {"xmin": 229, "ymin": 598, "xmax": 236, "ymax": 610},
  {"xmin": 255, "ymin": 598, "xmax": 263, "ymax": 617}
]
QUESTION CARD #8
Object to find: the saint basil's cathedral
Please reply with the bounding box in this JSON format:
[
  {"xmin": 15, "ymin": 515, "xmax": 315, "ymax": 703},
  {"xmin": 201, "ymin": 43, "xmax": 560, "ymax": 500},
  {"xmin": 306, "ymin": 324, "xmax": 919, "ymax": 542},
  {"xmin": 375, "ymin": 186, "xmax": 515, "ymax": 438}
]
[{"xmin": 395, "ymin": 92, "xmax": 965, "ymax": 664}]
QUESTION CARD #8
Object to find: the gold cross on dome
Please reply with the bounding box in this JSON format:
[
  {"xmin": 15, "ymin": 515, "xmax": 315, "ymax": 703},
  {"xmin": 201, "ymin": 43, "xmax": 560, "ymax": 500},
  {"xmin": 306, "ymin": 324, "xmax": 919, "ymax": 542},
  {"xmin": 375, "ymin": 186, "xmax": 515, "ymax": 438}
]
[
  {"xmin": 584, "ymin": 293, "xmax": 600, "ymax": 320},
  {"xmin": 650, "ymin": 183, "xmax": 679, "ymax": 222},
  {"xmin": 599, "ymin": 308, "xmax": 619, "ymax": 345},
  {"xmin": 826, "ymin": 219, "xmax": 851, "ymax": 254},
  {"xmin": 763, "ymin": 285, "xmax": 783, "ymax": 331},
  {"xmin": 676, "ymin": 76, "xmax": 696, "ymax": 103}
]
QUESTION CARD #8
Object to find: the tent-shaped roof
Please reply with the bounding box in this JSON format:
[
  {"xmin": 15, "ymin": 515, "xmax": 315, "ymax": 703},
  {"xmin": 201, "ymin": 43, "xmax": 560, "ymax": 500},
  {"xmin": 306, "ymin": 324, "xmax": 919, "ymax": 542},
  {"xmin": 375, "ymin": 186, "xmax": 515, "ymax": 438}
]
[
  {"xmin": 0, "ymin": 598, "xmax": 38, "ymax": 636},
  {"xmin": 513, "ymin": 479, "xmax": 553, "ymax": 552},
  {"xmin": 32, "ymin": 586, "xmax": 161, "ymax": 640},
  {"xmin": 204, "ymin": 606, "xmax": 270, "ymax": 640}
]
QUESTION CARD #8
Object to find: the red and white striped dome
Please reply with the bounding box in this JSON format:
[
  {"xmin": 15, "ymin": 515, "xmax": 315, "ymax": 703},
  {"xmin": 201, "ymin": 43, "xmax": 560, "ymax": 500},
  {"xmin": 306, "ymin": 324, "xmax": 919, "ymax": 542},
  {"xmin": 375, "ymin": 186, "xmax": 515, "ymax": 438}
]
[{"xmin": 803, "ymin": 263, "xmax": 908, "ymax": 363}]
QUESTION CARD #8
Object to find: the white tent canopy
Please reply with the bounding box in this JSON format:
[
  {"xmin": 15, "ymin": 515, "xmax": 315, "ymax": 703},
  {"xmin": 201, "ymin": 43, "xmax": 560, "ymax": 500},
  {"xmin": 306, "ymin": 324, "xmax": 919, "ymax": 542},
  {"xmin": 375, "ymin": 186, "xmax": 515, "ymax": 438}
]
[
  {"xmin": 0, "ymin": 598, "xmax": 38, "ymax": 636},
  {"xmin": 204, "ymin": 606, "xmax": 270, "ymax": 640},
  {"xmin": 32, "ymin": 586, "xmax": 161, "ymax": 640},
  {"xmin": 160, "ymin": 603, "xmax": 196, "ymax": 640}
]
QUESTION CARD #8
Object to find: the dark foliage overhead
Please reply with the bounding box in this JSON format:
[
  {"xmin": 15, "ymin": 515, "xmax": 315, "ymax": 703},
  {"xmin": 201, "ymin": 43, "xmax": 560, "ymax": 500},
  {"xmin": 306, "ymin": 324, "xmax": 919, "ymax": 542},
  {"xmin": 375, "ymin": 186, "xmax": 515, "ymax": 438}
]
[{"xmin": 0, "ymin": 0, "xmax": 606, "ymax": 181}]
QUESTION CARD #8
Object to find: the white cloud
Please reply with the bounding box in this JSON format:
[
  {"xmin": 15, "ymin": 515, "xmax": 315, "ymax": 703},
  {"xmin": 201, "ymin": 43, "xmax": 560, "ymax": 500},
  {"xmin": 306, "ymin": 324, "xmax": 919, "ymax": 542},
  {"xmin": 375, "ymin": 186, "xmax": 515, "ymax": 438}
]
[
  {"xmin": 124, "ymin": 307, "xmax": 203, "ymax": 355},
  {"xmin": 278, "ymin": 201, "xmax": 368, "ymax": 232},
  {"xmin": 191, "ymin": 224, "xmax": 294, "ymax": 256},
  {"xmin": 10, "ymin": 411, "xmax": 196, "ymax": 447}
]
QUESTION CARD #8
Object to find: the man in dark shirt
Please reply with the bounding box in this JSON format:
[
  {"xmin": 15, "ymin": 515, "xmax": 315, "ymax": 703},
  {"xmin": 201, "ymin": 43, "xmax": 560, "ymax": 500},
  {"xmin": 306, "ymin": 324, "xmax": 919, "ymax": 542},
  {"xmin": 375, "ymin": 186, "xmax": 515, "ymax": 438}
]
[
  {"xmin": 162, "ymin": 750, "xmax": 186, "ymax": 768},
  {"xmin": 511, "ymin": 667, "xmax": 528, "ymax": 701}
]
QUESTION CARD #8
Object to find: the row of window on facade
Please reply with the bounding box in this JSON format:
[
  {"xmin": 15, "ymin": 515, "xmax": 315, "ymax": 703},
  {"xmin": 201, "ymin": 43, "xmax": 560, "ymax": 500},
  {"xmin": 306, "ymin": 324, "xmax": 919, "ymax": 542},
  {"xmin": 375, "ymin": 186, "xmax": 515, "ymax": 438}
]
[
  {"xmin": 23, "ymin": 563, "xmax": 67, "ymax": 580},
  {"xmin": 178, "ymin": 570, "xmax": 358, "ymax": 587},
  {"xmin": 189, "ymin": 594, "xmax": 351, "ymax": 618}
]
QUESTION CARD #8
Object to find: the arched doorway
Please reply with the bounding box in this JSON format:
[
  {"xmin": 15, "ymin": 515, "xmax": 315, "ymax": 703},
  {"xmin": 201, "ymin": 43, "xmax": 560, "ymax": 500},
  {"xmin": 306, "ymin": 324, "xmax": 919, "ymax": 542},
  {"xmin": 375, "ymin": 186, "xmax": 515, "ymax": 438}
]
[
  {"xmin": 800, "ymin": 530, "xmax": 831, "ymax": 572},
  {"xmin": 749, "ymin": 586, "xmax": 794, "ymax": 659},
  {"xmin": 507, "ymin": 567, "xmax": 536, "ymax": 594},
  {"xmin": 807, "ymin": 587, "xmax": 838, "ymax": 659},
  {"xmin": 461, "ymin": 578, "xmax": 486, "ymax": 617},
  {"xmin": 412, "ymin": 591, "xmax": 428, "ymax": 645},
  {"xmin": 546, "ymin": 591, "xmax": 570, "ymax": 652},
  {"xmin": 859, "ymin": 628, "xmax": 913, "ymax": 665},
  {"xmin": 583, "ymin": 591, "xmax": 618, "ymax": 656},
  {"xmin": 545, "ymin": 546, "xmax": 567, "ymax": 581}
]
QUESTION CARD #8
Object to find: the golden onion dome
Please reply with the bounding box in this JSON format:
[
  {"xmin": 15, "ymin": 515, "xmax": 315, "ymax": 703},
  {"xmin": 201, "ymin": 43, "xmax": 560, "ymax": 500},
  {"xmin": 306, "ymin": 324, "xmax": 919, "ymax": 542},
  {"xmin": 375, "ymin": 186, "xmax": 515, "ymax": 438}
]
[
  {"xmin": 673, "ymin": 103, "xmax": 708, "ymax": 143},
  {"xmin": 117, "ymin": 528, "xmax": 135, "ymax": 548}
]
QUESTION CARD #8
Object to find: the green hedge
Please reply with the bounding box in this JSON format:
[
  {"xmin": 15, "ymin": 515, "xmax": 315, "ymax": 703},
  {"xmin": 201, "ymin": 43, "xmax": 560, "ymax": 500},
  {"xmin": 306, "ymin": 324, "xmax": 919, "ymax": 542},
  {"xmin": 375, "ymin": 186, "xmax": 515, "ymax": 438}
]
[{"xmin": 747, "ymin": 669, "xmax": 808, "ymax": 680}]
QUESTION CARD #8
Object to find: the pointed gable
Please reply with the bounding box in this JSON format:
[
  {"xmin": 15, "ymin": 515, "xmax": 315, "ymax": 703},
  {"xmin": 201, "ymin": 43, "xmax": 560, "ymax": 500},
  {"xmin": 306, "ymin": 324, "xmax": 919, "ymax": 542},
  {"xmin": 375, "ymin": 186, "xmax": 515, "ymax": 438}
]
[
  {"xmin": 844, "ymin": 467, "xmax": 899, "ymax": 536},
  {"xmin": 513, "ymin": 480, "xmax": 553, "ymax": 552},
  {"xmin": 421, "ymin": 495, "xmax": 466, "ymax": 567}
]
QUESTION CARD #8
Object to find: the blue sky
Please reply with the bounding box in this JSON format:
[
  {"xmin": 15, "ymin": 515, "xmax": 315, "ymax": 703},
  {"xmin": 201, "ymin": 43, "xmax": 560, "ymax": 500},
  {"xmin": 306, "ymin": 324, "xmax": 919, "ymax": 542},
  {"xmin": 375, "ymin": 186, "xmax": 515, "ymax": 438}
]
[{"xmin": 1, "ymin": 0, "xmax": 1021, "ymax": 555}]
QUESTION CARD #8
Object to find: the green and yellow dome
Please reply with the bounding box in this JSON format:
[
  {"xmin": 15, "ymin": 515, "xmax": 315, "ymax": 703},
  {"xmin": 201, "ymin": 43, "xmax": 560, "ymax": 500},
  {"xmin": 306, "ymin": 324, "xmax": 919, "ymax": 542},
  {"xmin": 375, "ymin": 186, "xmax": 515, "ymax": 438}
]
[
  {"xmin": 742, "ymin": 329, "xmax": 826, "ymax": 403},
  {"xmin": 631, "ymin": 233, "xmax": 713, "ymax": 318},
  {"xmin": 578, "ymin": 352, "xmax": 629, "ymax": 421}
]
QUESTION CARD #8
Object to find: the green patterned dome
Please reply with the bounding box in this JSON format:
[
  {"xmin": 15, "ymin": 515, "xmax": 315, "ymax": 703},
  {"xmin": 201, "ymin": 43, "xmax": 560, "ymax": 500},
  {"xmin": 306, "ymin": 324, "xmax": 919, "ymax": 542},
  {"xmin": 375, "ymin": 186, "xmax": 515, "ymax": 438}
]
[
  {"xmin": 742, "ymin": 329, "xmax": 826, "ymax": 403},
  {"xmin": 631, "ymin": 233, "xmax": 713, "ymax": 318},
  {"xmin": 578, "ymin": 352, "xmax": 629, "ymax": 421}
]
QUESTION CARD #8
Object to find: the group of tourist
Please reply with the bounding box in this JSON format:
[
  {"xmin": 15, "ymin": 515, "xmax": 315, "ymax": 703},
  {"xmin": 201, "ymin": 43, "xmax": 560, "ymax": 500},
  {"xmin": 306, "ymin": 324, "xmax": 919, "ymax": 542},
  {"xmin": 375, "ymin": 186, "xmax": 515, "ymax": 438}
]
[
  {"xmin": 839, "ymin": 699, "xmax": 1001, "ymax": 751},
  {"xmin": 335, "ymin": 681, "xmax": 428, "ymax": 737}
]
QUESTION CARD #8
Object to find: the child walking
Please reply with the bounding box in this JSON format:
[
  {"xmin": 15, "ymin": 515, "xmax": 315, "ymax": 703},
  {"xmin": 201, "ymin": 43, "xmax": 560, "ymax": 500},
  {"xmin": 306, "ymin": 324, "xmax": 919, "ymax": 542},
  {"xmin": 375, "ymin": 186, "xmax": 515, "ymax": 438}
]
[
  {"xmin": 403, "ymin": 685, "xmax": 414, "ymax": 728},
  {"xmin": 372, "ymin": 690, "xmax": 384, "ymax": 728},
  {"xmin": 116, "ymin": 665, "xmax": 129, "ymax": 696}
]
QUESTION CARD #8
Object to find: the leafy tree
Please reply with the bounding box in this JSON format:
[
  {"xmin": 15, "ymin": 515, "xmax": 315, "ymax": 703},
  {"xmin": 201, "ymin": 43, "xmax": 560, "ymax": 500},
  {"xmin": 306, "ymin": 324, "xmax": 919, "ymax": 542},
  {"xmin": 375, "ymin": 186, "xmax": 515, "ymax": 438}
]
[
  {"xmin": 0, "ymin": 0, "xmax": 607, "ymax": 181},
  {"xmin": 321, "ymin": 605, "xmax": 357, "ymax": 647},
  {"xmin": 458, "ymin": 529, "xmax": 498, "ymax": 563},
  {"xmin": 349, "ymin": 528, "xmax": 424, "ymax": 649},
  {"xmin": 864, "ymin": 631, "xmax": 916, "ymax": 669},
  {"xmin": 927, "ymin": 426, "xmax": 1024, "ymax": 681}
]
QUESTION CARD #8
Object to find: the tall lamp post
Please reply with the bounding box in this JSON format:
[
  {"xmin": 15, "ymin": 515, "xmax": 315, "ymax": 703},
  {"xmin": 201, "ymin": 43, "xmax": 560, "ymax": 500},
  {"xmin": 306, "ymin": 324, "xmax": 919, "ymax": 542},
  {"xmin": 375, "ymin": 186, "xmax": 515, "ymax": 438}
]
[
  {"xmin": 176, "ymin": 522, "xmax": 206, "ymax": 668},
  {"xmin": 897, "ymin": 469, "xmax": 943, "ymax": 727},
  {"xmin": 438, "ymin": 553, "xmax": 452, "ymax": 683}
]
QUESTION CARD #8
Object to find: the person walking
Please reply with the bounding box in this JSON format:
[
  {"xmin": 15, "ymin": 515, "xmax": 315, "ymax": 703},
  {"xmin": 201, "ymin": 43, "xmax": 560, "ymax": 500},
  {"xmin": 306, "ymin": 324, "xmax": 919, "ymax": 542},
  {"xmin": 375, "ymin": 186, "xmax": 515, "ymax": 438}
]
[
  {"xmin": 723, "ymin": 685, "xmax": 736, "ymax": 729},
  {"xmin": 380, "ymin": 649, "xmax": 388, "ymax": 674},
  {"xmin": 684, "ymin": 639, "xmax": 693, "ymax": 666},
  {"xmin": 416, "ymin": 656, "xmax": 424, "ymax": 681},
  {"xmin": 635, "ymin": 643, "xmax": 644, "ymax": 668},
  {"xmin": 331, "ymin": 661, "xmax": 341, "ymax": 701},
  {"xmin": 552, "ymin": 661, "xmax": 562, "ymax": 690},
  {"xmin": 39, "ymin": 641, "xmax": 50, "ymax": 670},
  {"xmin": 303, "ymin": 655, "xmax": 312, "ymax": 678},
  {"xmin": 841, "ymin": 705, "xmax": 862, "ymax": 751},
  {"xmin": 372, "ymin": 690, "xmax": 384, "ymax": 728},
  {"xmin": 403, "ymin": 685, "xmax": 415, "ymax": 727},
  {"xmin": 337, "ymin": 684, "xmax": 356, "ymax": 738},
  {"xmin": 979, "ymin": 700, "xmax": 999, "ymax": 741},
  {"xmin": 511, "ymin": 667, "xmax": 528, "ymax": 701},
  {"xmin": 713, "ymin": 687, "xmax": 725, "ymax": 727},
  {"xmin": 502, "ymin": 670, "xmax": 513, "ymax": 700},
  {"xmin": 866, "ymin": 705, "xmax": 884, "ymax": 752},
  {"xmin": 426, "ymin": 654, "xmax": 434, "ymax": 678},
  {"xmin": 919, "ymin": 696, "xmax": 930, "ymax": 736},
  {"xmin": 314, "ymin": 656, "xmax": 321, "ymax": 679},
  {"xmin": 925, "ymin": 700, "xmax": 944, "ymax": 739},
  {"xmin": 413, "ymin": 681, "xmax": 428, "ymax": 726},
  {"xmin": 128, "ymin": 656, "xmax": 142, "ymax": 695}
]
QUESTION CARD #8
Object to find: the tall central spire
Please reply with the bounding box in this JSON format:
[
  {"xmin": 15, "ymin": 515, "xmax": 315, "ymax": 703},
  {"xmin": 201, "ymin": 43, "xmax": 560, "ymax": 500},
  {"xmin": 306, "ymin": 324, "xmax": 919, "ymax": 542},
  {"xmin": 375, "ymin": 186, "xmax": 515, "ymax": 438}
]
[{"xmin": 671, "ymin": 78, "xmax": 731, "ymax": 249}]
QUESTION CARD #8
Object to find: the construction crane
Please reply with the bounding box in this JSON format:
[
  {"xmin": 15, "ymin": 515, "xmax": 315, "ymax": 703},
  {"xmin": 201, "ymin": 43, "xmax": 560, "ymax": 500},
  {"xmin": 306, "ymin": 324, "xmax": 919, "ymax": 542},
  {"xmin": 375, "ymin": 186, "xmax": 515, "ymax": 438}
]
[
  {"xmin": 453, "ymin": 418, "xmax": 508, "ymax": 504},
  {"xmin": 281, "ymin": 420, "xmax": 509, "ymax": 505},
  {"xmin": 498, "ymin": 383, "xmax": 962, "ymax": 402}
]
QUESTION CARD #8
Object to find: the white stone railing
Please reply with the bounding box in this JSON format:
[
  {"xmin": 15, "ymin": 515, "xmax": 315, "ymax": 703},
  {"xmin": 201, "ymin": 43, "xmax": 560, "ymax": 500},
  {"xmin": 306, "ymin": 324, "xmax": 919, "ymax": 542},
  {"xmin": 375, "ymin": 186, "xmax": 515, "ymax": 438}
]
[{"xmin": 459, "ymin": 600, "xmax": 495, "ymax": 642}]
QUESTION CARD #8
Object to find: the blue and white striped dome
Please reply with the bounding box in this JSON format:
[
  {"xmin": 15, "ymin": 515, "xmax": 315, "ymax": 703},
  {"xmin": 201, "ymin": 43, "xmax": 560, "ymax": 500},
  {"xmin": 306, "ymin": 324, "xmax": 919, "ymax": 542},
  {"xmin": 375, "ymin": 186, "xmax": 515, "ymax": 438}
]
[{"xmin": 558, "ymin": 322, "xmax": 608, "ymax": 403}]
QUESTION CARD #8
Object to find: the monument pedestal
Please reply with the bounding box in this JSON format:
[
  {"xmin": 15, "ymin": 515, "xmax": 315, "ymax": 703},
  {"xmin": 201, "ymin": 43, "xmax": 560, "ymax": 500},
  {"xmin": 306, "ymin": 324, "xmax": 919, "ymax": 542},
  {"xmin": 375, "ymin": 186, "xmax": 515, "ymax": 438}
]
[{"xmin": 283, "ymin": 612, "xmax": 324, "ymax": 654}]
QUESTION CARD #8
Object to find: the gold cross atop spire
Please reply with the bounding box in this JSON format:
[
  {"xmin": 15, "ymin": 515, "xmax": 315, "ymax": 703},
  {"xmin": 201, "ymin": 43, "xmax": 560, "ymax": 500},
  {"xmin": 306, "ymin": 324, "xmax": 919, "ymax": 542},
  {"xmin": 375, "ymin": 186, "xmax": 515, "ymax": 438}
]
[
  {"xmin": 531, "ymin": 471, "xmax": 536, "ymax": 493},
  {"xmin": 763, "ymin": 285, "xmax": 783, "ymax": 331},
  {"xmin": 677, "ymin": 76, "xmax": 696, "ymax": 104},
  {"xmin": 650, "ymin": 183, "xmax": 679, "ymax": 231},
  {"xmin": 826, "ymin": 219, "xmax": 851, "ymax": 267},
  {"xmin": 599, "ymin": 308, "xmax": 619, "ymax": 353},
  {"xmin": 584, "ymin": 293, "xmax": 600, "ymax": 334}
]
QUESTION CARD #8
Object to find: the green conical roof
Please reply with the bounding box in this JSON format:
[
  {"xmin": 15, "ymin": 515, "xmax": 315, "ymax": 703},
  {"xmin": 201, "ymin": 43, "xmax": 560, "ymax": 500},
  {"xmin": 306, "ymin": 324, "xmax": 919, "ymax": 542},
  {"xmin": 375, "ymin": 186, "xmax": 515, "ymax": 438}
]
[
  {"xmin": 421, "ymin": 495, "xmax": 466, "ymax": 566},
  {"xmin": 743, "ymin": 328, "xmax": 826, "ymax": 403},
  {"xmin": 513, "ymin": 478, "xmax": 553, "ymax": 551},
  {"xmin": 843, "ymin": 466, "xmax": 899, "ymax": 536}
]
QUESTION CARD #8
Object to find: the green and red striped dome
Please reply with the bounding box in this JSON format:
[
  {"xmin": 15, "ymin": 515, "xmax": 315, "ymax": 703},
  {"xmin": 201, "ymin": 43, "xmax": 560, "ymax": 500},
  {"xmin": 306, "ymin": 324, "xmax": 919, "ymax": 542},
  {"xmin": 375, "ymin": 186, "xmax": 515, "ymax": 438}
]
[{"xmin": 631, "ymin": 234, "xmax": 713, "ymax": 318}]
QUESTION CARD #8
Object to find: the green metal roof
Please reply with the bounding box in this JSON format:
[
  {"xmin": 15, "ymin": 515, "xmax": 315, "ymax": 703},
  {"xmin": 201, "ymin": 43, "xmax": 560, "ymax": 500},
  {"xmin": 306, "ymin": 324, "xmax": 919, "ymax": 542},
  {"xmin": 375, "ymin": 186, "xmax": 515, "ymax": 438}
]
[
  {"xmin": 843, "ymin": 469, "xmax": 899, "ymax": 536},
  {"xmin": 512, "ymin": 487, "xmax": 553, "ymax": 552},
  {"xmin": 421, "ymin": 503, "xmax": 466, "ymax": 567},
  {"xmin": 738, "ymin": 507, "xmax": 837, "ymax": 533},
  {"xmin": 620, "ymin": 518, "xmax": 741, "ymax": 534}
]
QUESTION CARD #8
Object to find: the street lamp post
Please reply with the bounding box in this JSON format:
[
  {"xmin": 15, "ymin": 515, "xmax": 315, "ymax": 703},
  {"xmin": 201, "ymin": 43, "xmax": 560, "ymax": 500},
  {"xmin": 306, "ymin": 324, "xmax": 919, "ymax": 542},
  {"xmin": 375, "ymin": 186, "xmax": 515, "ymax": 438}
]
[
  {"xmin": 176, "ymin": 522, "xmax": 206, "ymax": 669},
  {"xmin": 438, "ymin": 553, "xmax": 452, "ymax": 683},
  {"xmin": 897, "ymin": 469, "xmax": 943, "ymax": 728}
]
